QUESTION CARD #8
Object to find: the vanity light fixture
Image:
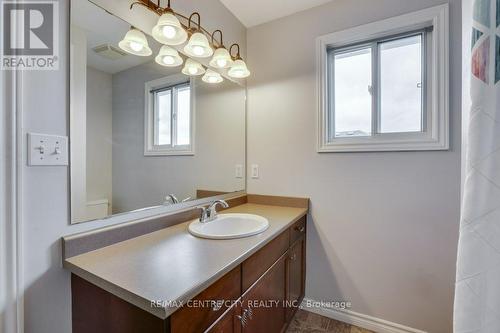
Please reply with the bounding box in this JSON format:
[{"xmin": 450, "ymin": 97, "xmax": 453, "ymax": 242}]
[
  {"xmin": 151, "ymin": 0, "xmax": 187, "ymax": 45},
  {"xmin": 155, "ymin": 45, "xmax": 183, "ymax": 67},
  {"xmin": 202, "ymin": 69, "xmax": 224, "ymax": 84},
  {"xmin": 209, "ymin": 30, "xmax": 233, "ymax": 69},
  {"xmin": 184, "ymin": 13, "xmax": 213, "ymax": 58},
  {"xmin": 119, "ymin": 27, "xmax": 152, "ymax": 56},
  {"xmin": 129, "ymin": 0, "xmax": 251, "ymax": 78},
  {"xmin": 228, "ymin": 44, "xmax": 250, "ymax": 78},
  {"xmin": 182, "ymin": 58, "xmax": 206, "ymax": 76}
]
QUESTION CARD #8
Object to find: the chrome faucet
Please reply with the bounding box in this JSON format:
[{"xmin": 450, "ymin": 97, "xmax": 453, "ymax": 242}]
[
  {"xmin": 165, "ymin": 194, "xmax": 180, "ymax": 204},
  {"xmin": 164, "ymin": 194, "xmax": 192, "ymax": 205},
  {"xmin": 199, "ymin": 200, "xmax": 229, "ymax": 223}
]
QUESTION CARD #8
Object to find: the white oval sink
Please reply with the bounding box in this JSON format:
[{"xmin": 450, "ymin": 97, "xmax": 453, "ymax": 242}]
[{"xmin": 188, "ymin": 213, "xmax": 269, "ymax": 239}]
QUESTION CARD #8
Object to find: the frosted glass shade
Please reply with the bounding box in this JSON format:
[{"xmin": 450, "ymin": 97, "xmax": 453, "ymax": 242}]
[
  {"xmin": 152, "ymin": 13, "xmax": 188, "ymax": 45},
  {"xmin": 184, "ymin": 32, "xmax": 213, "ymax": 58},
  {"xmin": 202, "ymin": 69, "xmax": 223, "ymax": 84},
  {"xmin": 182, "ymin": 59, "xmax": 205, "ymax": 76},
  {"xmin": 155, "ymin": 45, "xmax": 183, "ymax": 67},
  {"xmin": 228, "ymin": 59, "xmax": 250, "ymax": 78},
  {"xmin": 209, "ymin": 47, "xmax": 233, "ymax": 69},
  {"xmin": 119, "ymin": 28, "xmax": 152, "ymax": 56}
]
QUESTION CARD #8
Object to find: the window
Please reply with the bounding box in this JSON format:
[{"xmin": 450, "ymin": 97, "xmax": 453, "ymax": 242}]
[
  {"xmin": 145, "ymin": 75, "xmax": 194, "ymax": 155},
  {"xmin": 317, "ymin": 5, "xmax": 449, "ymax": 152}
]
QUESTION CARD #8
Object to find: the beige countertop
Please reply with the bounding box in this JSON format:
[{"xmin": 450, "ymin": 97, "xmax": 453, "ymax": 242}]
[{"xmin": 64, "ymin": 203, "xmax": 307, "ymax": 319}]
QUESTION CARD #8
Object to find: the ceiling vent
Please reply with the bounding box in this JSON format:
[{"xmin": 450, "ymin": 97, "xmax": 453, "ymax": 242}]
[{"xmin": 92, "ymin": 44, "xmax": 127, "ymax": 60}]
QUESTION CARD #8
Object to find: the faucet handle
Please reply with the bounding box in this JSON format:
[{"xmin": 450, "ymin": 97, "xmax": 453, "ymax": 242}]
[
  {"xmin": 199, "ymin": 200, "xmax": 229, "ymax": 223},
  {"xmin": 164, "ymin": 194, "xmax": 179, "ymax": 205}
]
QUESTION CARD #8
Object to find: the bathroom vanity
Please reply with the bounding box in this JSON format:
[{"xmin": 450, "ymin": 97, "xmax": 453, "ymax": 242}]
[{"xmin": 63, "ymin": 194, "xmax": 308, "ymax": 333}]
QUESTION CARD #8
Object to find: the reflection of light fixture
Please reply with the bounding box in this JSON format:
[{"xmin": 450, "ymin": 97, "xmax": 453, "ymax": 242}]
[
  {"xmin": 118, "ymin": 27, "xmax": 152, "ymax": 56},
  {"xmin": 202, "ymin": 69, "xmax": 224, "ymax": 84},
  {"xmin": 151, "ymin": 3, "xmax": 187, "ymax": 45},
  {"xmin": 228, "ymin": 43, "xmax": 250, "ymax": 78},
  {"xmin": 155, "ymin": 45, "xmax": 183, "ymax": 67},
  {"xmin": 184, "ymin": 13, "xmax": 213, "ymax": 58},
  {"xmin": 182, "ymin": 58, "xmax": 205, "ymax": 76},
  {"xmin": 209, "ymin": 30, "xmax": 232, "ymax": 69}
]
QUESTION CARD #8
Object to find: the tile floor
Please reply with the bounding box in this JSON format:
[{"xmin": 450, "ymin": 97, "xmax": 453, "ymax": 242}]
[{"xmin": 287, "ymin": 309, "xmax": 375, "ymax": 333}]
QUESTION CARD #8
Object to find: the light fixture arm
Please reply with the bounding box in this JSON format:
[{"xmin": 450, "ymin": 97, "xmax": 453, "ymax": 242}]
[
  {"xmin": 229, "ymin": 43, "xmax": 242, "ymax": 60},
  {"xmin": 188, "ymin": 12, "xmax": 201, "ymax": 32},
  {"xmin": 211, "ymin": 30, "xmax": 224, "ymax": 48},
  {"xmin": 130, "ymin": 1, "xmax": 162, "ymax": 15}
]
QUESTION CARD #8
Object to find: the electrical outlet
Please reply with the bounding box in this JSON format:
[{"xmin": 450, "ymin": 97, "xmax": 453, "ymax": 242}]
[
  {"xmin": 235, "ymin": 164, "xmax": 243, "ymax": 178},
  {"xmin": 28, "ymin": 133, "xmax": 68, "ymax": 166},
  {"xmin": 251, "ymin": 164, "xmax": 259, "ymax": 179}
]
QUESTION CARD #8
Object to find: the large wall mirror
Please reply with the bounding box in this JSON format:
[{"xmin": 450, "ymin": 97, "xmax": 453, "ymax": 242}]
[{"xmin": 70, "ymin": 0, "xmax": 246, "ymax": 224}]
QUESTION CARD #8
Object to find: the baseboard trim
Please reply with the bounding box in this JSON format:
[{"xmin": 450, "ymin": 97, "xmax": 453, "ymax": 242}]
[{"xmin": 300, "ymin": 298, "xmax": 427, "ymax": 333}]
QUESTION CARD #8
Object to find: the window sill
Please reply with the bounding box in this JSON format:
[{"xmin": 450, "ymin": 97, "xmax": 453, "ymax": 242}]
[
  {"xmin": 317, "ymin": 134, "xmax": 449, "ymax": 152},
  {"xmin": 144, "ymin": 149, "xmax": 195, "ymax": 157}
]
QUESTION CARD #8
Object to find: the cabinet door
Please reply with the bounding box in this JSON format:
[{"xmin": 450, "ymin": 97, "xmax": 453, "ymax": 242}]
[
  {"xmin": 241, "ymin": 255, "xmax": 286, "ymax": 333},
  {"xmin": 206, "ymin": 301, "xmax": 241, "ymax": 333},
  {"xmin": 286, "ymin": 238, "xmax": 305, "ymax": 321}
]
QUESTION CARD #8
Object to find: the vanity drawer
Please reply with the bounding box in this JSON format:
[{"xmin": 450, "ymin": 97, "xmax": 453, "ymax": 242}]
[
  {"xmin": 171, "ymin": 266, "xmax": 241, "ymax": 333},
  {"xmin": 289, "ymin": 216, "xmax": 306, "ymax": 245},
  {"xmin": 241, "ymin": 231, "xmax": 289, "ymax": 291}
]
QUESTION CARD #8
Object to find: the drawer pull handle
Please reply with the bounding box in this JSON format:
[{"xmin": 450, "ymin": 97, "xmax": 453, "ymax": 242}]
[
  {"xmin": 237, "ymin": 313, "xmax": 248, "ymax": 326},
  {"xmin": 238, "ymin": 308, "xmax": 252, "ymax": 327},
  {"xmin": 290, "ymin": 253, "xmax": 297, "ymax": 261},
  {"xmin": 295, "ymin": 225, "xmax": 305, "ymax": 233}
]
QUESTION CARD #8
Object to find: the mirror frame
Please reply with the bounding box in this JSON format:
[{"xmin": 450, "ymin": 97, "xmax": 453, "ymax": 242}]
[{"xmin": 68, "ymin": 0, "xmax": 247, "ymax": 225}]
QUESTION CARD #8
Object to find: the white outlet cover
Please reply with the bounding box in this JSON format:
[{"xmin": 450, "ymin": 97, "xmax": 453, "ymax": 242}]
[
  {"xmin": 28, "ymin": 133, "xmax": 69, "ymax": 166},
  {"xmin": 235, "ymin": 164, "xmax": 244, "ymax": 178},
  {"xmin": 251, "ymin": 164, "xmax": 259, "ymax": 179}
]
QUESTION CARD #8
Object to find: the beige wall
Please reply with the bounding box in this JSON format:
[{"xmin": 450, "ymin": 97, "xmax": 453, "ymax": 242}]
[{"xmin": 246, "ymin": 0, "xmax": 461, "ymax": 332}]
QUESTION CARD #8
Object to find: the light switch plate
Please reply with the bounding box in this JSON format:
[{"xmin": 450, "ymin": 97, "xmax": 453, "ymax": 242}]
[
  {"xmin": 251, "ymin": 164, "xmax": 259, "ymax": 179},
  {"xmin": 235, "ymin": 164, "xmax": 244, "ymax": 178},
  {"xmin": 28, "ymin": 133, "xmax": 69, "ymax": 166}
]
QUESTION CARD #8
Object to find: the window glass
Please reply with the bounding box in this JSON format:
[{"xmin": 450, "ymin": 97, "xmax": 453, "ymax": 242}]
[
  {"xmin": 156, "ymin": 90, "xmax": 172, "ymax": 145},
  {"xmin": 380, "ymin": 35, "xmax": 423, "ymax": 133},
  {"xmin": 176, "ymin": 85, "xmax": 191, "ymax": 146},
  {"xmin": 333, "ymin": 48, "xmax": 372, "ymax": 138}
]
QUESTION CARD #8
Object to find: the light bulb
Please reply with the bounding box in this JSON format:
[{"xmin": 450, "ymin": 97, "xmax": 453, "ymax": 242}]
[
  {"xmin": 216, "ymin": 59, "xmax": 227, "ymax": 68},
  {"xmin": 192, "ymin": 46, "xmax": 205, "ymax": 56},
  {"xmin": 163, "ymin": 55, "xmax": 175, "ymax": 65},
  {"xmin": 162, "ymin": 25, "xmax": 177, "ymax": 39},
  {"xmin": 208, "ymin": 76, "xmax": 218, "ymax": 83},
  {"xmin": 129, "ymin": 41, "xmax": 144, "ymax": 52},
  {"xmin": 188, "ymin": 66, "xmax": 198, "ymax": 75}
]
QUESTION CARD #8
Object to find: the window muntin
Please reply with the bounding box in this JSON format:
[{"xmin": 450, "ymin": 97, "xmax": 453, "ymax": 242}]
[
  {"xmin": 328, "ymin": 30, "xmax": 427, "ymax": 141},
  {"xmin": 151, "ymin": 82, "xmax": 191, "ymax": 149}
]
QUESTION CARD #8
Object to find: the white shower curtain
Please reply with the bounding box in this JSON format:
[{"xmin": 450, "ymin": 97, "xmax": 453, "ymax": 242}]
[{"xmin": 454, "ymin": 0, "xmax": 500, "ymax": 332}]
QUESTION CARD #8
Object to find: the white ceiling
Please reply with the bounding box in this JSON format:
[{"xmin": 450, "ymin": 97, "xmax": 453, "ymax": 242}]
[{"xmin": 219, "ymin": 0, "xmax": 335, "ymax": 27}]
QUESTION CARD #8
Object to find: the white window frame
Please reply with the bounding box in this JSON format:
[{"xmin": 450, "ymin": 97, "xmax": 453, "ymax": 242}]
[
  {"xmin": 316, "ymin": 4, "xmax": 449, "ymax": 152},
  {"xmin": 144, "ymin": 74, "xmax": 195, "ymax": 156}
]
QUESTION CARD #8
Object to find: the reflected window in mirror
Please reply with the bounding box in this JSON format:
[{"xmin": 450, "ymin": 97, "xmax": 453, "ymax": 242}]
[{"xmin": 145, "ymin": 75, "xmax": 195, "ymax": 156}]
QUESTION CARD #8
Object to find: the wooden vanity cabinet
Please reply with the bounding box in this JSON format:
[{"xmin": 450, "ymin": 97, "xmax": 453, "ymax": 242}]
[
  {"xmin": 241, "ymin": 254, "xmax": 287, "ymax": 333},
  {"xmin": 286, "ymin": 237, "xmax": 305, "ymax": 322},
  {"xmin": 206, "ymin": 302, "xmax": 242, "ymax": 333},
  {"xmin": 71, "ymin": 216, "xmax": 307, "ymax": 333}
]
